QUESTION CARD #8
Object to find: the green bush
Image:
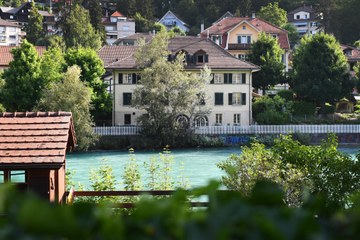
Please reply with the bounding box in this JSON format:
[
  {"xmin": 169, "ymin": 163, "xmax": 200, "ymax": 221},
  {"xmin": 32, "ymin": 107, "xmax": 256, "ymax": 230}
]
[
  {"xmin": 276, "ymin": 89, "xmax": 294, "ymax": 101},
  {"xmin": 292, "ymin": 101, "xmax": 316, "ymax": 115},
  {"xmin": 253, "ymin": 95, "xmax": 292, "ymax": 124},
  {"xmin": 1, "ymin": 182, "xmax": 360, "ymax": 239},
  {"xmin": 318, "ymin": 103, "xmax": 335, "ymax": 114}
]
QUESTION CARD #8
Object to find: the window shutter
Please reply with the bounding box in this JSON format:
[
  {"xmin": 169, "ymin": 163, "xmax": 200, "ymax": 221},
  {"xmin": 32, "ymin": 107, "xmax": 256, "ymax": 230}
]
[
  {"xmin": 210, "ymin": 73, "xmax": 214, "ymax": 84},
  {"xmin": 229, "ymin": 73, "xmax": 232, "ymax": 84},
  {"xmin": 241, "ymin": 93, "xmax": 246, "ymax": 105},
  {"xmin": 215, "ymin": 93, "xmax": 223, "ymax": 105},
  {"xmin": 167, "ymin": 54, "xmax": 173, "ymax": 61},
  {"xmin": 247, "ymin": 36, "xmax": 251, "ymax": 43},
  {"xmin": 192, "ymin": 55, "xmax": 196, "ymax": 63},
  {"xmin": 186, "ymin": 54, "xmax": 191, "ymax": 63},
  {"xmin": 205, "ymin": 54, "xmax": 209, "ymax": 63},
  {"xmin": 132, "ymin": 73, "xmax": 137, "ymax": 84},
  {"xmin": 224, "ymin": 73, "xmax": 228, "ymax": 84},
  {"xmin": 136, "ymin": 74, "xmax": 141, "ymax": 84},
  {"xmin": 118, "ymin": 73, "xmax": 123, "ymax": 84},
  {"xmin": 241, "ymin": 73, "xmax": 246, "ymax": 84},
  {"xmin": 228, "ymin": 93, "xmax": 233, "ymax": 105}
]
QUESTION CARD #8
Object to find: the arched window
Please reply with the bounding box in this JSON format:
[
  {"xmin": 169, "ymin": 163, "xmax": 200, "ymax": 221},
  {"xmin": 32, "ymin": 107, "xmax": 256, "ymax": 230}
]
[
  {"xmin": 176, "ymin": 114, "xmax": 189, "ymax": 127},
  {"xmin": 194, "ymin": 115, "xmax": 209, "ymax": 127}
]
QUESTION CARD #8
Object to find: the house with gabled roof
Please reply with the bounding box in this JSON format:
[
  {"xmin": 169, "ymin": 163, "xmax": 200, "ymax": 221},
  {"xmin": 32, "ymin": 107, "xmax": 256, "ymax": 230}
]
[
  {"xmin": 0, "ymin": 112, "xmax": 76, "ymax": 203},
  {"xmin": 287, "ymin": 5, "xmax": 322, "ymax": 37},
  {"xmin": 341, "ymin": 44, "xmax": 360, "ymax": 77},
  {"xmin": 200, "ymin": 15, "xmax": 291, "ymax": 72},
  {"xmin": 98, "ymin": 36, "xmax": 259, "ymax": 127},
  {"xmin": 102, "ymin": 10, "xmax": 135, "ymax": 45},
  {"xmin": 158, "ymin": 10, "xmax": 189, "ymax": 33}
]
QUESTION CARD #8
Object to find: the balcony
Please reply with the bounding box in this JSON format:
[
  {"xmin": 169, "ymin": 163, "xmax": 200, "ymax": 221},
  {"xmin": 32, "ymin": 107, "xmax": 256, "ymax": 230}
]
[{"xmin": 228, "ymin": 43, "xmax": 251, "ymax": 50}]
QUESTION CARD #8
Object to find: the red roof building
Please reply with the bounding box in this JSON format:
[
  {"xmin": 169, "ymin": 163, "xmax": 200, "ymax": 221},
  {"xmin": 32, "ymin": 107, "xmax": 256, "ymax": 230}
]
[
  {"xmin": 0, "ymin": 112, "xmax": 76, "ymax": 203},
  {"xmin": 0, "ymin": 46, "xmax": 46, "ymax": 70}
]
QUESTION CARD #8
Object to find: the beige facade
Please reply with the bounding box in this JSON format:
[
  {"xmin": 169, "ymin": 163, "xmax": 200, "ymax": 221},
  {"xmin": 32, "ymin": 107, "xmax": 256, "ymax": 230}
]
[{"xmin": 111, "ymin": 69, "xmax": 254, "ymax": 126}]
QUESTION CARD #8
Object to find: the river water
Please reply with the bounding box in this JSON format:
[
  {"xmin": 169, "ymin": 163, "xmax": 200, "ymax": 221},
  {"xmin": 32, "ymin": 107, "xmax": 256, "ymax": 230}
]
[{"xmin": 67, "ymin": 147, "xmax": 359, "ymax": 190}]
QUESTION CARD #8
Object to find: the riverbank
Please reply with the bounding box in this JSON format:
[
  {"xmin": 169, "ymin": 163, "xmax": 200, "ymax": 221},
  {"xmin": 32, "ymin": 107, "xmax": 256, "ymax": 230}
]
[{"xmin": 89, "ymin": 133, "xmax": 360, "ymax": 151}]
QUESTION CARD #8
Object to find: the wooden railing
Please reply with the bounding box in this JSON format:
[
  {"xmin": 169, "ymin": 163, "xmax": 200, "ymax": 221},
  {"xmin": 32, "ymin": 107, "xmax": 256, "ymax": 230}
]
[
  {"xmin": 66, "ymin": 189, "xmax": 221, "ymax": 208},
  {"xmin": 93, "ymin": 125, "xmax": 360, "ymax": 136}
]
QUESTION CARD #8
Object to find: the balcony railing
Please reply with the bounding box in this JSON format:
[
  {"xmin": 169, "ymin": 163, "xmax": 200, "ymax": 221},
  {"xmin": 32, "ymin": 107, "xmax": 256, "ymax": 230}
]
[
  {"xmin": 228, "ymin": 43, "xmax": 251, "ymax": 50},
  {"xmin": 93, "ymin": 125, "xmax": 360, "ymax": 136}
]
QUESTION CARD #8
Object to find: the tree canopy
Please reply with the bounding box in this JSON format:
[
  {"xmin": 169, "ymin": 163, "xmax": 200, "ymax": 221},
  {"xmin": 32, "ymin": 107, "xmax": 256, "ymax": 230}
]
[
  {"xmin": 291, "ymin": 33, "xmax": 352, "ymax": 104},
  {"xmin": 60, "ymin": 4, "xmax": 102, "ymax": 50},
  {"xmin": 64, "ymin": 48, "xmax": 112, "ymax": 123},
  {"xmin": 25, "ymin": 2, "xmax": 45, "ymax": 45},
  {"xmin": 257, "ymin": 2, "xmax": 288, "ymax": 27},
  {"xmin": 36, "ymin": 65, "xmax": 96, "ymax": 150},
  {"xmin": 1, "ymin": 40, "xmax": 43, "ymax": 111},
  {"xmin": 249, "ymin": 32, "xmax": 285, "ymax": 94},
  {"xmin": 132, "ymin": 30, "xmax": 210, "ymax": 146}
]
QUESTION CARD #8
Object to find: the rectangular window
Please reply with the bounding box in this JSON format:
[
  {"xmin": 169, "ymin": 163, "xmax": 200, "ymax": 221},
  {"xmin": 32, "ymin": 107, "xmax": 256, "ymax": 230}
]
[
  {"xmin": 224, "ymin": 73, "xmax": 232, "ymax": 84},
  {"xmin": 215, "ymin": 114, "xmax": 222, "ymax": 124},
  {"xmin": 124, "ymin": 114, "xmax": 131, "ymax": 125},
  {"xmin": 238, "ymin": 35, "xmax": 251, "ymax": 44},
  {"xmin": 0, "ymin": 27, "xmax": 5, "ymax": 33},
  {"xmin": 123, "ymin": 92, "xmax": 132, "ymax": 106},
  {"xmin": 124, "ymin": 73, "xmax": 132, "ymax": 84},
  {"xmin": 238, "ymin": 54, "xmax": 248, "ymax": 60},
  {"xmin": 214, "ymin": 74, "xmax": 223, "ymax": 84},
  {"xmin": 233, "ymin": 73, "xmax": 246, "ymax": 84},
  {"xmin": 232, "ymin": 92, "xmax": 241, "ymax": 105},
  {"xmin": 197, "ymin": 55, "xmax": 204, "ymax": 63},
  {"xmin": 234, "ymin": 114, "xmax": 241, "ymax": 125},
  {"xmin": 214, "ymin": 92, "xmax": 223, "ymax": 105}
]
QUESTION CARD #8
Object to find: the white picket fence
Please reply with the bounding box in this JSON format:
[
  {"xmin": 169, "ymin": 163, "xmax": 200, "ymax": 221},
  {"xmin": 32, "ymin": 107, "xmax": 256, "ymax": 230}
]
[{"xmin": 93, "ymin": 125, "xmax": 360, "ymax": 136}]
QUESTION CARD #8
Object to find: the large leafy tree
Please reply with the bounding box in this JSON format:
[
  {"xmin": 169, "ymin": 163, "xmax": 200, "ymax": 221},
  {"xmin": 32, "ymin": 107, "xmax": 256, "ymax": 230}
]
[
  {"xmin": 37, "ymin": 66, "xmax": 96, "ymax": 150},
  {"xmin": 25, "ymin": 2, "xmax": 45, "ymax": 45},
  {"xmin": 257, "ymin": 2, "xmax": 288, "ymax": 27},
  {"xmin": 132, "ymin": 30, "xmax": 210, "ymax": 146},
  {"xmin": 1, "ymin": 40, "xmax": 43, "ymax": 111},
  {"xmin": 291, "ymin": 33, "xmax": 352, "ymax": 104},
  {"xmin": 60, "ymin": 4, "xmax": 102, "ymax": 50},
  {"xmin": 39, "ymin": 47, "xmax": 66, "ymax": 85},
  {"xmin": 64, "ymin": 48, "xmax": 112, "ymax": 123},
  {"xmin": 249, "ymin": 32, "xmax": 285, "ymax": 94}
]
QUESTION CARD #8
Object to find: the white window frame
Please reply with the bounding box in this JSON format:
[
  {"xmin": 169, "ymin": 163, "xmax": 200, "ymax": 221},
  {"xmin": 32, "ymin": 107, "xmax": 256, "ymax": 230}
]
[
  {"xmin": 232, "ymin": 92, "xmax": 241, "ymax": 105},
  {"xmin": 123, "ymin": 73, "xmax": 133, "ymax": 84},
  {"xmin": 215, "ymin": 114, "xmax": 222, "ymax": 124},
  {"xmin": 233, "ymin": 73, "xmax": 246, "ymax": 84},
  {"xmin": 233, "ymin": 114, "xmax": 241, "ymax": 125},
  {"xmin": 214, "ymin": 74, "xmax": 223, "ymax": 84}
]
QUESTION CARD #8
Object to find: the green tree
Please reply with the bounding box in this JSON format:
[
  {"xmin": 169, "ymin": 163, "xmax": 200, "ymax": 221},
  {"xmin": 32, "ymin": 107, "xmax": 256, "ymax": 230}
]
[
  {"xmin": 25, "ymin": 2, "xmax": 45, "ymax": 45},
  {"xmin": 282, "ymin": 23, "xmax": 300, "ymax": 48},
  {"xmin": 39, "ymin": 47, "xmax": 66, "ymax": 85},
  {"xmin": 1, "ymin": 40, "xmax": 42, "ymax": 111},
  {"xmin": 257, "ymin": 2, "xmax": 288, "ymax": 27},
  {"xmin": 36, "ymin": 66, "xmax": 97, "ymax": 150},
  {"xmin": 249, "ymin": 32, "xmax": 285, "ymax": 94},
  {"xmin": 252, "ymin": 95, "xmax": 292, "ymax": 124},
  {"xmin": 82, "ymin": 0, "xmax": 106, "ymax": 44},
  {"xmin": 134, "ymin": 12, "xmax": 154, "ymax": 32},
  {"xmin": 60, "ymin": 4, "xmax": 102, "ymax": 50},
  {"xmin": 291, "ymin": 33, "xmax": 352, "ymax": 105},
  {"xmin": 64, "ymin": 48, "xmax": 112, "ymax": 123},
  {"xmin": 132, "ymin": 30, "xmax": 210, "ymax": 146}
]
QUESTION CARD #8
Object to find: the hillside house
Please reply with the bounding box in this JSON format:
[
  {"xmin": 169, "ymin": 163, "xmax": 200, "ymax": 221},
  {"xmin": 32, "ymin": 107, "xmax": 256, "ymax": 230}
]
[
  {"xmin": 0, "ymin": 19, "xmax": 22, "ymax": 46},
  {"xmin": 158, "ymin": 10, "xmax": 189, "ymax": 33},
  {"xmin": 287, "ymin": 5, "xmax": 322, "ymax": 37},
  {"xmin": 102, "ymin": 10, "xmax": 135, "ymax": 45}
]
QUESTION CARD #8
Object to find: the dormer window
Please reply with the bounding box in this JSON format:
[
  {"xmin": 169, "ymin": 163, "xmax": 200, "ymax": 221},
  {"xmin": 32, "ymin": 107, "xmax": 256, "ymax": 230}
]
[{"xmin": 194, "ymin": 50, "xmax": 208, "ymax": 64}]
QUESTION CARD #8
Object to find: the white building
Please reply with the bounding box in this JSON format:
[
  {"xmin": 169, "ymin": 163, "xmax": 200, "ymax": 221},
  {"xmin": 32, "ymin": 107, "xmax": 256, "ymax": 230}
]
[
  {"xmin": 287, "ymin": 5, "xmax": 322, "ymax": 36},
  {"xmin": 158, "ymin": 10, "xmax": 189, "ymax": 33},
  {"xmin": 102, "ymin": 11, "xmax": 135, "ymax": 45},
  {"xmin": 98, "ymin": 36, "xmax": 259, "ymax": 126},
  {"xmin": 0, "ymin": 19, "xmax": 22, "ymax": 46}
]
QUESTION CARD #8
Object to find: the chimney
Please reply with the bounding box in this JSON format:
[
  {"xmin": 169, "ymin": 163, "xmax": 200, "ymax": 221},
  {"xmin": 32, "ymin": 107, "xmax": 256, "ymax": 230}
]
[
  {"xmin": 200, "ymin": 20, "xmax": 204, "ymax": 32},
  {"xmin": 251, "ymin": 13, "xmax": 256, "ymax": 19}
]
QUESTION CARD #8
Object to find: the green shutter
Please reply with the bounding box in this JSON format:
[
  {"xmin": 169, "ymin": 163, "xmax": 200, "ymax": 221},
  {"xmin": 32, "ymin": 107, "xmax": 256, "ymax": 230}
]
[
  {"xmin": 118, "ymin": 73, "xmax": 123, "ymax": 84},
  {"xmin": 228, "ymin": 93, "xmax": 233, "ymax": 105},
  {"xmin": 241, "ymin": 73, "xmax": 246, "ymax": 84},
  {"xmin": 241, "ymin": 93, "xmax": 246, "ymax": 105},
  {"xmin": 132, "ymin": 73, "xmax": 137, "ymax": 84},
  {"xmin": 229, "ymin": 73, "xmax": 232, "ymax": 84}
]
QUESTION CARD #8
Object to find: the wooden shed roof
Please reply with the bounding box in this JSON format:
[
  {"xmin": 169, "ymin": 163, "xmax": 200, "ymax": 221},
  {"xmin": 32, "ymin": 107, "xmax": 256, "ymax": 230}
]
[{"xmin": 0, "ymin": 112, "xmax": 76, "ymax": 167}]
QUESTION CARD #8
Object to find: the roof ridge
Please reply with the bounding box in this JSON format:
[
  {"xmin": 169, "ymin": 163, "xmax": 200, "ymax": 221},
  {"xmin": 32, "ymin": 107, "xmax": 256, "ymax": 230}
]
[{"xmin": 0, "ymin": 112, "xmax": 72, "ymax": 118}]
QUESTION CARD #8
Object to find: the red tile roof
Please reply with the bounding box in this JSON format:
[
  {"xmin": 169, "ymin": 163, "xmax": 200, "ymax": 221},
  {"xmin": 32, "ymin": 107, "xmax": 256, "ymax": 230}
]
[
  {"xmin": 101, "ymin": 36, "xmax": 259, "ymax": 70},
  {"xmin": 201, "ymin": 17, "xmax": 290, "ymax": 50},
  {"xmin": 0, "ymin": 46, "xmax": 46, "ymax": 68},
  {"xmin": 111, "ymin": 11, "xmax": 125, "ymax": 17},
  {"xmin": 0, "ymin": 112, "xmax": 76, "ymax": 166}
]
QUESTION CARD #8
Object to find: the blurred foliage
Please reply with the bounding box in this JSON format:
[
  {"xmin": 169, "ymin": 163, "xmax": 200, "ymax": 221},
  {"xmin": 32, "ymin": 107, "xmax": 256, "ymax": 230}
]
[
  {"xmin": 1, "ymin": 181, "xmax": 360, "ymax": 239},
  {"xmin": 219, "ymin": 134, "xmax": 360, "ymax": 210},
  {"xmin": 253, "ymin": 95, "xmax": 292, "ymax": 124}
]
